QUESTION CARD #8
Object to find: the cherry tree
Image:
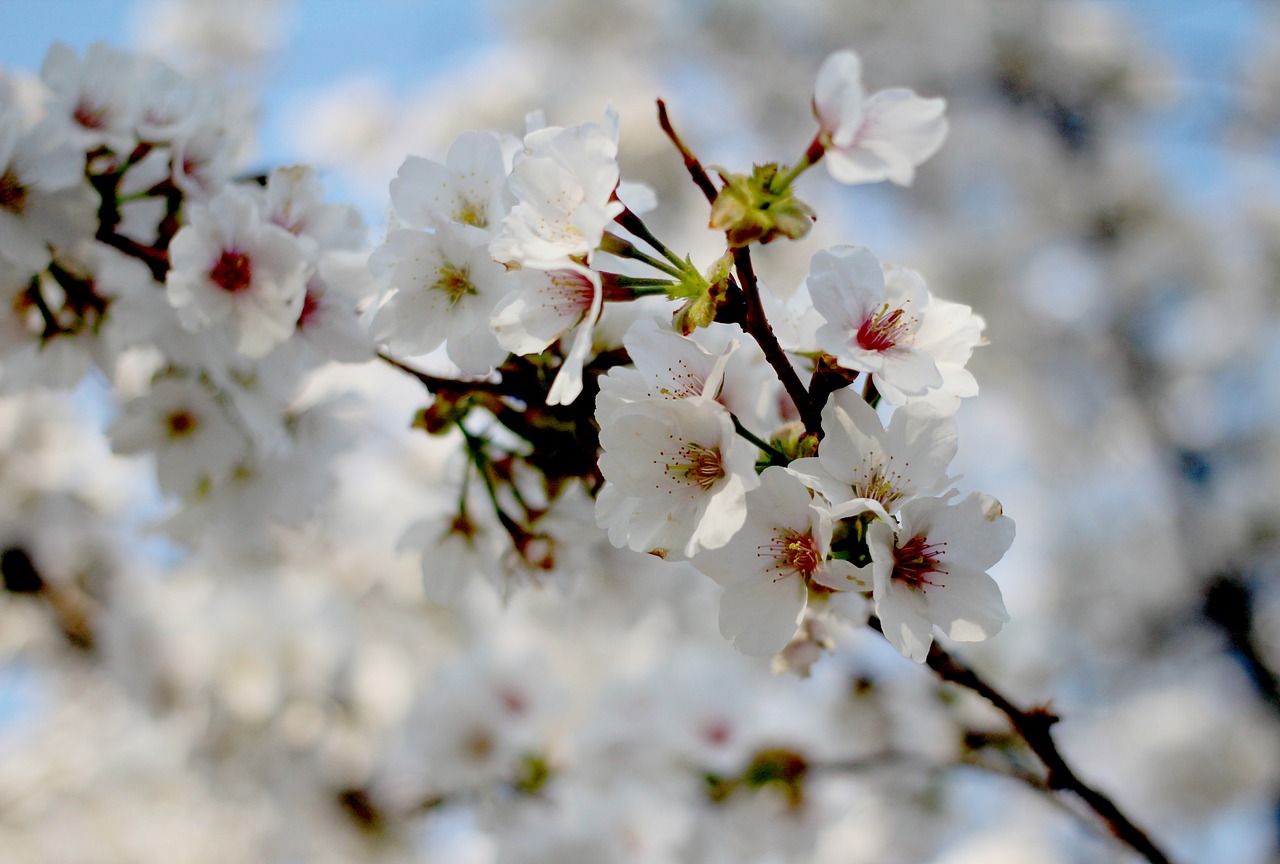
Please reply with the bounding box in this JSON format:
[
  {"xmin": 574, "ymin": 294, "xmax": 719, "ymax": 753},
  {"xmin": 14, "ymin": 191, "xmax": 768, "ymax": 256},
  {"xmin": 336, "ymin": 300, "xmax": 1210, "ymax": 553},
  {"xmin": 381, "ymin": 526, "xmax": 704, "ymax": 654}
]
[{"xmin": 1, "ymin": 3, "xmax": 1278, "ymax": 864}]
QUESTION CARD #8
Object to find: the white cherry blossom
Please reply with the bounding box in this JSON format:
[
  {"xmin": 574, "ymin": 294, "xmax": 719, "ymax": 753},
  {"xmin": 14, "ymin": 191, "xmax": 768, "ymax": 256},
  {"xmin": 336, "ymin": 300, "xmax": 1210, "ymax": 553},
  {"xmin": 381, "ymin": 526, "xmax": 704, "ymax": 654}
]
[
  {"xmin": 788, "ymin": 388, "xmax": 956, "ymax": 520},
  {"xmin": 489, "ymin": 107, "xmax": 623, "ymax": 271},
  {"xmin": 489, "ymin": 263, "xmax": 601, "ymax": 404},
  {"xmin": 813, "ymin": 49, "xmax": 948, "ymax": 186},
  {"xmin": 370, "ymin": 220, "xmax": 515, "ymax": 374},
  {"xmin": 389, "ymin": 130, "xmax": 512, "ymax": 239},
  {"xmin": 165, "ymin": 186, "xmax": 308, "ymax": 358},
  {"xmin": 808, "ymin": 245, "xmax": 983, "ymax": 410},
  {"xmin": 596, "ymin": 395, "xmax": 759, "ymax": 560},
  {"xmin": 108, "ymin": 374, "xmax": 251, "ymax": 500},
  {"xmin": 0, "ymin": 108, "xmax": 95, "ymax": 276},
  {"xmin": 867, "ymin": 492, "xmax": 1014, "ymax": 662},
  {"xmin": 596, "ymin": 318, "xmax": 736, "ymax": 423},
  {"xmin": 691, "ymin": 466, "xmax": 863, "ymax": 656}
]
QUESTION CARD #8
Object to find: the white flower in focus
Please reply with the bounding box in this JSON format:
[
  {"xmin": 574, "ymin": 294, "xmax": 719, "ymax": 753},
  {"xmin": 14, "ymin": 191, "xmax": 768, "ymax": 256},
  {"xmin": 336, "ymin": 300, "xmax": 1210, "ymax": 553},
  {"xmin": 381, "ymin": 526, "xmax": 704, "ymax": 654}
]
[
  {"xmin": 489, "ymin": 107, "xmax": 623, "ymax": 270},
  {"xmin": 692, "ymin": 467, "xmax": 863, "ymax": 656},
  {"xmin": 875, "ymin": 297, "xmax": 985, "ymax": 414},
  {"xmin": 490, "ymin": 263, "xmax": 601, "ymax": 404},
  {"xmin": 596, "ymin": 395, "xmax": 759, "ymax": 560},
  {"xmin": 813, "ymin": 49, "xmax": 948, "ymax": 186},
  {"xmin": 809, "ymin": 245, "xmax": 982, "ymax": 409},
  {"xmin": 867, "ymin": 493, "xmax": 1013, "ymax": 662},
  {"xmin": 788, "ymin": 388, "xmax": 956, "ymax": 520},
  {"xmin": 165, "ymin": 187, "xmax": 308, "ymax": 358},
  {"xmin": 596, "ymin": 318, "xmax": 736, "ymax": 423},
  {"xmin": 390, "ymin": 130, "xmax": 512, "ymax": 238},
  {"xmin": 370, "ymin": 221, "xmax": 514, "ymax": 374}
]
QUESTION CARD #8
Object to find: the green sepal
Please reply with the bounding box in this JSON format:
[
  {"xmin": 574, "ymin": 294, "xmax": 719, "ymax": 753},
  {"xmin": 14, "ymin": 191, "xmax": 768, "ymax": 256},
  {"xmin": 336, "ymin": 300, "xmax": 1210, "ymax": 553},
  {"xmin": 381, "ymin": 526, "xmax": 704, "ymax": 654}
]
[
  {"xmin": 708, "ymin": 163, "xmax": 816, "ymax": 248},
  {"xmin": 671, "ymin": 250, "xmax": 734, "ymax": 335}
]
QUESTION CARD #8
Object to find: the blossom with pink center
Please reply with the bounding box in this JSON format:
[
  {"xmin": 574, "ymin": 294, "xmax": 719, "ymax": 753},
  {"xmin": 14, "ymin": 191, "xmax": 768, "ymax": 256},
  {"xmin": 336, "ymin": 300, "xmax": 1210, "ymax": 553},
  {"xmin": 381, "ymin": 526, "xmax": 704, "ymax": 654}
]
[
  {"xmin": 165, "ymin": 187, "xmax": 308, "ymax": 358},
  {"xmin": 691, "ymin": 467, "xmax": 863, "ymax": 656},
  {"xmin": 489, "ymin": 263, "xmax": 601, "ymax": 405},
  {"xmin": 595, "ymin": 317, "xmax": 737, "ymax": 423},
  {"xmin": 0, "ymin": 104, "xmax": 96, "ymax": 276},
  {"xmin": 595, "ymin": 394, "xmax": 759, "ymax": 560},
  {"xmin": 787, "ymin": 387, "xmax": 956, "ymax": 521},
  {"xmin": 813, "ymin": 49, "xmax": 948, "ymax": 186},
  {"xmin": 808, "ymin": 245, "xmax": 983, "ymax": 409},
  {"xmin": 866, "ymin": 492, "xmax": 1013, "ymax": 662}
]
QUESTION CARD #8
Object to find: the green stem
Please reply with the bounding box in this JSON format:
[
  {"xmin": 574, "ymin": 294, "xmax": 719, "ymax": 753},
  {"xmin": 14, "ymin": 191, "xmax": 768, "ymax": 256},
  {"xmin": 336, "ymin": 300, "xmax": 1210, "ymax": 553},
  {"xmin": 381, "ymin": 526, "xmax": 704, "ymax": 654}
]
[
  {"xmin": 601, "ymin": 231, "xmax": 683, "ymax": 278},
  {"xmin": 731, "ymin": 414, "xmax": 787, "ymax": 466},
  {"xmin": 612, "ymin": 208, "xmax": 691, "ymax": 274},
  {"xmin": 769, "ymin": 134, "xmax": 826, "ymax": 193}
]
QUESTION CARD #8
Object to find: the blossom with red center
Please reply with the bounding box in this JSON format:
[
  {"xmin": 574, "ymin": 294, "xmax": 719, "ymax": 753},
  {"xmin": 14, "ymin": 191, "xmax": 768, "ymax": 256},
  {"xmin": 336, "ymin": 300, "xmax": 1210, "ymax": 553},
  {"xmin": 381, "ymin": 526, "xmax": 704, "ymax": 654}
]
[
  {"xmin": 788, "ymin": 388, "xmax": 956, "ymax": 522},
  {"xmin": 489, "ymin": 262, "xmax": 602, "ymax": 405},
  {"xmin": 108, "ymin": 374, "xmax": 251, "ymax": 500},
  {"xmin": 165, "ymin": 187, "xmax": 307, "ymax": 358},
  {"xmin": 808, "ymin": 244, "xmax": 984, "ymax": 411},
  {"xmin": 691, "ymin": 467, "xmax": 865, "ymax": 656},
  {"xmin": 866, "ymin": 493, "xmax": 1013, "ymax": 662},
  {"xmin": 209, "ymin": 250, "xmax": 252, "ymax": 294}
]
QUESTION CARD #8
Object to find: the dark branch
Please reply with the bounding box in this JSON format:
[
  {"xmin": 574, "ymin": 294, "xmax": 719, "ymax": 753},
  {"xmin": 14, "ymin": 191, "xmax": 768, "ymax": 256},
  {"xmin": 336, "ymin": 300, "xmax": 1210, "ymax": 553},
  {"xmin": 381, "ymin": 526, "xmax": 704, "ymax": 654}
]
[
  {"xmin": 868, "ymin": 616, "xmax": 1177, "ymax": 864},
  {"xmin": 732, "ymin": 248, "xmax": 822, "ymax": 437},
  {"xmin": 657, "ymin": 99, "xmax": 719, "ymax": 204}
]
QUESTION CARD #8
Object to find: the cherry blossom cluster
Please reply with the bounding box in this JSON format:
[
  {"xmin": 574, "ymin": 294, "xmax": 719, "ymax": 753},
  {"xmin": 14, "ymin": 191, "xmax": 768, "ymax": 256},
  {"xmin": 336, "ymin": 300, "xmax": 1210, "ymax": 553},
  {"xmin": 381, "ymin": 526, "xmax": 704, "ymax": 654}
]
[
  {"xmin": 1, "ymin": 43, "xmax": 377, "ymax": 543},
  {"xmin": 1, "ymin": 40, "xmax": 1010, "ymax": 664},
  {"xmin": 372, "ymin": 50, "xmax": 1012, "ymax": 664}
]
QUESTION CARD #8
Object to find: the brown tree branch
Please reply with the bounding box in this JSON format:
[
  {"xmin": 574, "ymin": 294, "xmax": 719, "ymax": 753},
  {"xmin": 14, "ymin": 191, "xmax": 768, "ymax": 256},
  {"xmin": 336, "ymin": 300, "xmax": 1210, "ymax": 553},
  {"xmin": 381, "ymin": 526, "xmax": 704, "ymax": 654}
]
[
  {"xmin": 656, "ymin": 99, "xmax": 719, "ymax": 204},
  {"xmin": 868, "ymin": 616, "xmax": 1177, "ymax": 864}
]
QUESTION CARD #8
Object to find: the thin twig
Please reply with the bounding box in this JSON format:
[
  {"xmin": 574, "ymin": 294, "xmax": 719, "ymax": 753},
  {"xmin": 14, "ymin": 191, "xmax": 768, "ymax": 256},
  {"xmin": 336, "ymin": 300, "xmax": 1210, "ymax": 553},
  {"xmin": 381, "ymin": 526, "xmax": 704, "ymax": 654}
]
[
  {"xmin": 868, "ymin": 617, "xmax": 1177, "ymax": 864},
  {"xmin": 656, "ymin": 99, "xmax": 719, "ymax": 204},
  {"xmin": 375, "ymin": 352, "xmax": 516, "ymax": 397}
]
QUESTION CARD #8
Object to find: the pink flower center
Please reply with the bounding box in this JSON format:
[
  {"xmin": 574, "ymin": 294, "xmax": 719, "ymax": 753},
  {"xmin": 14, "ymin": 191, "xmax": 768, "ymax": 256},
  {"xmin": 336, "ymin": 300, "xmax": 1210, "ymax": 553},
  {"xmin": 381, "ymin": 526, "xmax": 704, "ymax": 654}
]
[
  {"xmin": 210, "ymin": 250, "xmax": 253, "ymax": 294},
  {"xmin": 856, "ymin": 303, "xmax": 913, "ymax": 352},
  {"xmin": 297, "ymin": 288, "xmax": 322, "ymax": 329},
  {"xmin": 73, "ymin": 100, "xmax": 107, "ymax": 130},
  {"xmin": 0, "ymin": 168, "xmax": 27, "ymax": 214},
  {"xmin": 550, "ymin": 269, "xmax": 596, "ymax": 305},
  {"xmin": 763, "ymin": 529, "xmax": 821, "ymax": 581},
  {"xmin": 667, "ymin": 442, "xmax": 725, "ymax": 490},
  {"xmin": 892, "ymin": 535, "xmax": 946, "ymax": 589}
]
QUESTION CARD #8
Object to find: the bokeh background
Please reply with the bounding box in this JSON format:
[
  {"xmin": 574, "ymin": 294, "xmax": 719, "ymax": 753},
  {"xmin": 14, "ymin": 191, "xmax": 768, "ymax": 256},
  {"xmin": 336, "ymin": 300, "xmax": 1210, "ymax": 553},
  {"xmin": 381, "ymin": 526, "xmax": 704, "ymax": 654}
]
[{"xmin": 2, "ymin": 1, "xmax": 1279, "ymax": 862}]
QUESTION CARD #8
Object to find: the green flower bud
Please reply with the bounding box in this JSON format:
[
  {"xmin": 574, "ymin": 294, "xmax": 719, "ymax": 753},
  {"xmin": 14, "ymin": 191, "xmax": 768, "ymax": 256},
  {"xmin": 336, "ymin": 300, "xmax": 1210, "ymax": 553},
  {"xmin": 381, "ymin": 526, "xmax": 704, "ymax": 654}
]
[{"xmin": 709, "ymin": 164, "xmax": 816, "ymax": 248}]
